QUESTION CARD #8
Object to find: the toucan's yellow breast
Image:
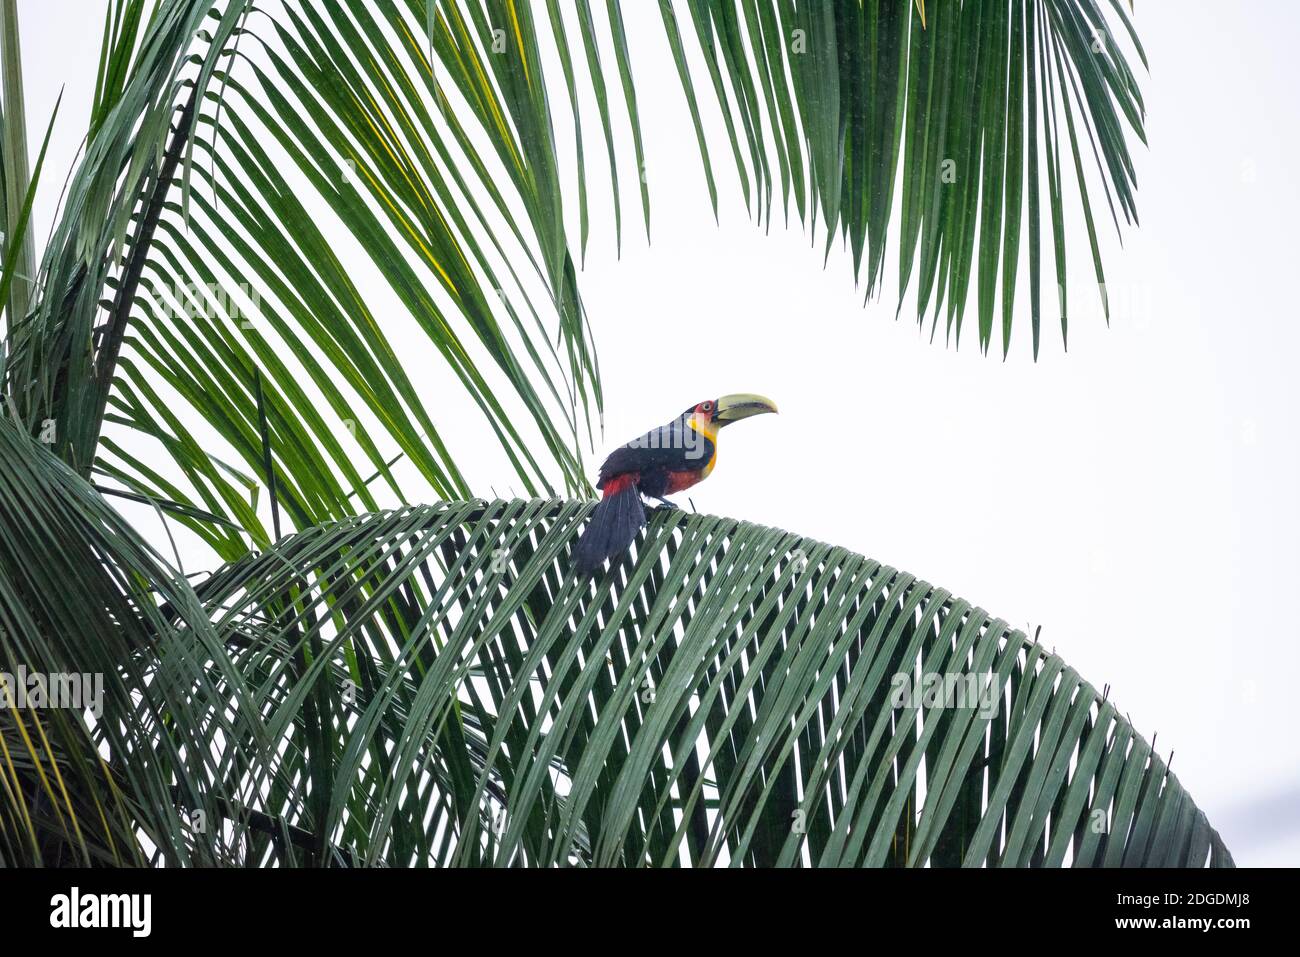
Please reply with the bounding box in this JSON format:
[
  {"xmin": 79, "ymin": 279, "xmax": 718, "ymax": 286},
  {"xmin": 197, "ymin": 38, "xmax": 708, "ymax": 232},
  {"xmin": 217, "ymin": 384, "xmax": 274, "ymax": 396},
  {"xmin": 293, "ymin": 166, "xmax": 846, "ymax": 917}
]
[
  {"xmin": 701, "ymin": 446, "xmax": 717, "ymax": 479},
  {"xmin": 687, "ymin": 416, "xmax": 719, "ymax": 478}
]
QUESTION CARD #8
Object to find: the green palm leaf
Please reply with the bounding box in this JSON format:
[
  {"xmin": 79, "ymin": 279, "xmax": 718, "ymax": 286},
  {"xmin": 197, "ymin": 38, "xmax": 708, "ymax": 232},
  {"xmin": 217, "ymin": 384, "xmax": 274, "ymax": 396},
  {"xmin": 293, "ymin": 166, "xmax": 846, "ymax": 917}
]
[
  {"xmin": 165, "ymin": 500, "xmax": 1230, "ymax": 867},
  {"xmin": 0, "ymin": 418, "xmax": 284, "ymax": 866},
  {"xmin": 86, "ymin": 0, "xmax": 603, "ymax": 555},
  {"xmin": 5, "ymin": 1, "xmax": 243, "ymax": 466},
  {"xmin": 659, "ymin": 0, "xmax": 1146, "ymax": 356}
]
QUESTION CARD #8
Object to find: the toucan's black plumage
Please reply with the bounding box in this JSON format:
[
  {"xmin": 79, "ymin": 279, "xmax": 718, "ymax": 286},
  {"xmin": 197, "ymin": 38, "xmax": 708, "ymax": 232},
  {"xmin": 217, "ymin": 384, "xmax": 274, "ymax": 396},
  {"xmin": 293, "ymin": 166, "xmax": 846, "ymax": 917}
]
[
  {"xmin": 571, "ymin": 477, "xmax": 645, "ymax": 576},
  {"xmin": 573, "ymin": 393, "xmax": 777, "ymax": 576}
]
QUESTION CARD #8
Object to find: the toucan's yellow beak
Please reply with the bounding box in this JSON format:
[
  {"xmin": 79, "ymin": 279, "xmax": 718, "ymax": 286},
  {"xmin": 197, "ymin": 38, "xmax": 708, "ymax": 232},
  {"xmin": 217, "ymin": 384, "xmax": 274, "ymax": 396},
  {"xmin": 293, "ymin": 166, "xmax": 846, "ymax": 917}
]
[{"xmin": 714, "ymin": 393, "xmax": 779, "ymax": 425}]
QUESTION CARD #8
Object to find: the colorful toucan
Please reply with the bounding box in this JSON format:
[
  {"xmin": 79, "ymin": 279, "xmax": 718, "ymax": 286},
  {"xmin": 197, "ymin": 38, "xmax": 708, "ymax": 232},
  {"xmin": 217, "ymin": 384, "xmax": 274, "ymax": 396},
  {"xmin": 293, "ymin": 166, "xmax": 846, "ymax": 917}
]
[{"xmin": 573, "ymin": 393, "xmax": 778, "ymax": 575}]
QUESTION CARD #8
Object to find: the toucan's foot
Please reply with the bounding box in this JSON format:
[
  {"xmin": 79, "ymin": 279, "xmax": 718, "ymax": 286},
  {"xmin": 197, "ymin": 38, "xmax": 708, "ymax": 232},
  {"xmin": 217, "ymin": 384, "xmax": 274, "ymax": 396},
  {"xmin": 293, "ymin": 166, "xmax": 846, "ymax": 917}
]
[{"xmin": 649, "ymin": 497, "xmax": 678, "ymax": 510}]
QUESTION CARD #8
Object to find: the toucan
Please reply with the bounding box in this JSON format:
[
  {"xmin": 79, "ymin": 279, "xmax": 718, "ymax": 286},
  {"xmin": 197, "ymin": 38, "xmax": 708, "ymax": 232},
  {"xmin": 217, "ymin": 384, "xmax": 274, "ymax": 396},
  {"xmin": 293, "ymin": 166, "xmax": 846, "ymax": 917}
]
[{"xmin": 573, "ymin": 393, "xmax": 778, "ymax": 575}]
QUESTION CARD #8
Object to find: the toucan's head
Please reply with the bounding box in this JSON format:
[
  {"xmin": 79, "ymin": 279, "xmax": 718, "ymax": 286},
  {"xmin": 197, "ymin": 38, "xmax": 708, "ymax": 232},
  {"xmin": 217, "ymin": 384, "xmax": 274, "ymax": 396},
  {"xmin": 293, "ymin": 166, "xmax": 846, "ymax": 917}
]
[{"xmin": 685, "ymin": 393, "xmax": 779, "ymax": 433}]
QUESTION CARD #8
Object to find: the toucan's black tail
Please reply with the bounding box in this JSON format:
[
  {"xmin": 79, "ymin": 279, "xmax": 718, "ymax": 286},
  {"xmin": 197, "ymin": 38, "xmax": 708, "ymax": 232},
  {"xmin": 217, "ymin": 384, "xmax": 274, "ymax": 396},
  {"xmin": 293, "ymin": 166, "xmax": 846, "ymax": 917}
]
[{"xmin": 574, "ymin": 477, "xmax": 645, "ymax": 576}]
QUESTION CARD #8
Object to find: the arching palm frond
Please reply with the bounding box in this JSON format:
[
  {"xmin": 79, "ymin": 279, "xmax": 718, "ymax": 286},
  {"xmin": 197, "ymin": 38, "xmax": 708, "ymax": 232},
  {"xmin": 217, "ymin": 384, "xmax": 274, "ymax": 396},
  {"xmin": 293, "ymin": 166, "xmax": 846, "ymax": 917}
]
[{"xmin": 153, "ymin": 500, "xmax": 1229, "ymax": 867}]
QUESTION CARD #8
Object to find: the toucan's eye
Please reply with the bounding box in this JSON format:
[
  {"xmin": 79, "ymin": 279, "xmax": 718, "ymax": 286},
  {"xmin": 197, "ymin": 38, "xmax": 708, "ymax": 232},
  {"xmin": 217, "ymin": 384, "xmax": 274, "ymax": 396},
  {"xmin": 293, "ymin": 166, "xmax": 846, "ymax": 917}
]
[{"xmin": 701, "ymin": 401, "xmax": 713, "ymax": 413}]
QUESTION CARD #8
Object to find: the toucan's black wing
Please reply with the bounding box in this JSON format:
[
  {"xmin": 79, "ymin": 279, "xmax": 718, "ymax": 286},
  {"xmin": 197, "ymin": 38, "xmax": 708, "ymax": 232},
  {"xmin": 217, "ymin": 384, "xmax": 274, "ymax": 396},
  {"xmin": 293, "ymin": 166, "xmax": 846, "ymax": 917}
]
[{"xmin": 597, "ymin": 417, "xmax": 713, "ymax": 488}]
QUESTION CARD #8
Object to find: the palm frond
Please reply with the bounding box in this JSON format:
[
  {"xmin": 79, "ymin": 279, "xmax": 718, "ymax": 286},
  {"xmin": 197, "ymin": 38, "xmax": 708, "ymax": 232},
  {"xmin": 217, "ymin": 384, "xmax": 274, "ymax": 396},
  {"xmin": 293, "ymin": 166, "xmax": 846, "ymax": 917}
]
[
  {"xmin": 0, "ymin": 0, "xmax": 36, "ymax": 329},
  {"xmin": 0, "ymin": 85, "xmax": 58, "ymax": 342},
  {"xmin": 0, "ymin": 418, "xmax": 283, "ymax": 866},
  {"xmin": 4, "ymin": 0, "xmax": 239, "ymax": 471},
  {"xmin": 90, "ymin": 0, "xmax": 604, "ymax": 559},
  {"xmin": 656, "ymin": 0, "xmax": 1146, "ymax": 357},
  {"xmin": 169, "ymin": 500, "xmax": 1231, "ymax": 867}
]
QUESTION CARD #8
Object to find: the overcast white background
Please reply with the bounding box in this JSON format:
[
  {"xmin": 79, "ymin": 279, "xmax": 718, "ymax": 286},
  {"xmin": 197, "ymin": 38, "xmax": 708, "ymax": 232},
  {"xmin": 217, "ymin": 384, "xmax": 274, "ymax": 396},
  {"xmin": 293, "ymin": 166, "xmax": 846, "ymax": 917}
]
[{"xmin": 15, "ymin": 0, "xmax": 1300, "ymax": 866}]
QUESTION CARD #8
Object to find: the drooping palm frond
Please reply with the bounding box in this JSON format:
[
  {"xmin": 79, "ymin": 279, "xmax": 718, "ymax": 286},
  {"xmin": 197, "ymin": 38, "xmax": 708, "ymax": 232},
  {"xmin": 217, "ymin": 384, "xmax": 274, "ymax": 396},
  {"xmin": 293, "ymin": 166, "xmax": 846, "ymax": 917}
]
[
  {"xmin": 85, "ymin": 0, "xmax": 606, "ymax": 560},
  {"xmin": 2, "ymin": 424, "xmax": 575, "ymax": 866},
  {"xmin": 157, "ymin": 500, "xmax": 1230, "ymax": 867},
  {"xmin": 0, "ymin": 418, "xmax": 289, "ymax": 866},
  {"xmin": 650, "ymin": 0, "xmax": 1146, "ymax": 356}
]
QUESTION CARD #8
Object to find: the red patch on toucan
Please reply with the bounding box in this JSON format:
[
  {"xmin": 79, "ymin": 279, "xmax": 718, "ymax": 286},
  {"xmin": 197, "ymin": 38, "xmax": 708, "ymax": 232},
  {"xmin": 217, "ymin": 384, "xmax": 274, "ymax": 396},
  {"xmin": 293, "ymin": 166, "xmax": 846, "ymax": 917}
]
[
  {"xmin": 664, "ymin": 469, "xmax": 705, "ymax": 494},
  {"xmin": 602, "ymin": 473, "xmax": 638, "ymax": 497}
]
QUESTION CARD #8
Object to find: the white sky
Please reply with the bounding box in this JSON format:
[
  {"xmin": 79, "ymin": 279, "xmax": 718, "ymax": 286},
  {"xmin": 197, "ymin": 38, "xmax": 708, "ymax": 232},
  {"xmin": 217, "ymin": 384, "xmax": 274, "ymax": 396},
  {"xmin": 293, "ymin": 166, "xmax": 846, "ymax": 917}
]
[{"xmin": 16, "ymin": 0, "xmax": 1300, "ymax": 866}]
